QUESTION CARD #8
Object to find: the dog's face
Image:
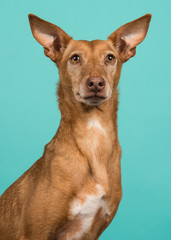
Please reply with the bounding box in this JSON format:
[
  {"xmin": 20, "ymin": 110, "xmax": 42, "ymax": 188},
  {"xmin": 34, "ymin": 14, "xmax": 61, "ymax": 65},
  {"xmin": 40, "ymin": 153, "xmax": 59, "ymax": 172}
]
[
  {"xmin": 59, "ymin": 39, "xmax": 121, "ymax": 106},
  {"xmin": 29, "ymin": 14, "xmax": 151, "ymax": 106}
]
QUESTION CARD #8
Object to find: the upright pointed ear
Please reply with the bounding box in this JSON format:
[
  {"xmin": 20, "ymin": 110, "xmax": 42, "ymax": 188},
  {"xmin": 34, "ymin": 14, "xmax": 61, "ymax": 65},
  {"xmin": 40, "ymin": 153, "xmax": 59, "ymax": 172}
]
[
  {"xmin": 28, "ymin": 14, "xmax": 72, "ymax": 62},
  {"xmin": 108, "ymin": 14, "xmax": 152, "ymax": 63}
]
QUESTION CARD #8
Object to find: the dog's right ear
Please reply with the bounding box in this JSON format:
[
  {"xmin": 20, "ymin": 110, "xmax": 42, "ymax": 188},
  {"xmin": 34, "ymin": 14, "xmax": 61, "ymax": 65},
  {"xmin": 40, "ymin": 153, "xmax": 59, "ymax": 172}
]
[
  {"xmin": 108, "ymin": 14, "xmax": 151, "ymax": 63},
  {"xmin": 28, "ymin": 14, "xmax": 72, "ymax": 62}
]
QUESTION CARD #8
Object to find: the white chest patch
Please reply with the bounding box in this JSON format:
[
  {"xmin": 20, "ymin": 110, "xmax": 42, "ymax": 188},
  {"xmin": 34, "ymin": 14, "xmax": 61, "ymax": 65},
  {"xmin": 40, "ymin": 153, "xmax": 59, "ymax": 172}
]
[{"xmin": 68, "ymin": 184, "xmax": 110, "ymax": 240}]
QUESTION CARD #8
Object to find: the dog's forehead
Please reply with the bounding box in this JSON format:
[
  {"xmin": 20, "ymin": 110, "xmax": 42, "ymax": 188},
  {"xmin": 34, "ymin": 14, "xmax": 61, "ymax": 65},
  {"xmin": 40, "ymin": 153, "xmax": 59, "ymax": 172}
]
[{"xmin": 64, "ymin": 39, "xmax": 117, "ymax": 58}]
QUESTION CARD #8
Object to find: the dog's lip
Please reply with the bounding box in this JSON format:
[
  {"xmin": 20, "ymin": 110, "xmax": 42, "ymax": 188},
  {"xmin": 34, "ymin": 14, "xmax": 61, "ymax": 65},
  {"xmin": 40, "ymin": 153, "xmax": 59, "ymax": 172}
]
[
  {"xmin": 84, "ymin": 94, "xmax": 106, "ymax": 100},
  {"xmin": 83, "ymin": 94, "xmax": 106, "ymax": 104},
  {"xmin": 76, "ymin": 92, "xmax": 106, "ymax": 104}
]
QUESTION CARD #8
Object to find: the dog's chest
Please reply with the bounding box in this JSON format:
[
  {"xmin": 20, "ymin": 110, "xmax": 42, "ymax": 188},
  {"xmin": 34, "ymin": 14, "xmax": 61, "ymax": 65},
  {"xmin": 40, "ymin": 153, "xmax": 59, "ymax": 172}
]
[
  {"xmin": 59, "ymin": 118, "xmax": 113, "ymax": 239},
  {"xmin": 67, "ymin": 184, "xmax": 110, "ymax": 240}
]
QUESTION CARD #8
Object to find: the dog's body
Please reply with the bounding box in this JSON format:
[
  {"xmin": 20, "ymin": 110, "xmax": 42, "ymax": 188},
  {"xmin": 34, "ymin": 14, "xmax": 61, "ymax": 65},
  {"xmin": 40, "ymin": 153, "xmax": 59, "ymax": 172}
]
[{"xmin": 0, "ymin": 14, "xmax": 151, "ymax": 240}]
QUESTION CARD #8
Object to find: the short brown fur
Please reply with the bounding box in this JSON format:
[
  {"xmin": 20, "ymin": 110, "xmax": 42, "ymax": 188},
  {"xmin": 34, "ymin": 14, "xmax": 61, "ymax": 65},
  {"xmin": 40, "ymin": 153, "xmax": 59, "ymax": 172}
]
[{"xmin": 0, "ymin": 13, "xmax": 151, "ymax": 240}]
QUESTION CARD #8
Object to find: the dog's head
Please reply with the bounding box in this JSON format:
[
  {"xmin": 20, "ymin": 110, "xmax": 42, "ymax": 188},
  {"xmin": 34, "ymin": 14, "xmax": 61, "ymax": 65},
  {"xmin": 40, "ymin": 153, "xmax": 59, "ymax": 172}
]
[{"xmin": 29, "ymin": 14, "xmax": 151, "ymax": 106}]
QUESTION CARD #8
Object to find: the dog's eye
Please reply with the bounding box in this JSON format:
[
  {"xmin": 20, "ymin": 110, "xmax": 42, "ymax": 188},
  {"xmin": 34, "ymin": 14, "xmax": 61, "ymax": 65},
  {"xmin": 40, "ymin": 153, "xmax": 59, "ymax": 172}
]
[
  {"xmin": 71, "ymin": 54, "xmax": 80, "ymax": 63},
  {"xmin": 106, "ymin": 54, "xmax": 115, "ymax": 63}
]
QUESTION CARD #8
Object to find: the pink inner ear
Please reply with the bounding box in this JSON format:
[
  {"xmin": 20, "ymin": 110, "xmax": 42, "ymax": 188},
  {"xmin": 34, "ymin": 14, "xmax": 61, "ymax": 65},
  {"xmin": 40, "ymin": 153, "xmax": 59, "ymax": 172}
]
[
  {"xmin": 33, "ymin": 29, "xmax": 55, "ymax": 48},
  {"xmin": 121, "ymin": 31, "xmax": 145, "ymax": 49},
  {"xmin": 118, "ymin": 37, "xmax": 126, "ymax": 52},
  {"xmin": 53, "ymin": 35, "xmax": 62, "ymax": 52},
  {"xmin": 117, "ymin": 36, "xmax": 137, "ymax": 62}
]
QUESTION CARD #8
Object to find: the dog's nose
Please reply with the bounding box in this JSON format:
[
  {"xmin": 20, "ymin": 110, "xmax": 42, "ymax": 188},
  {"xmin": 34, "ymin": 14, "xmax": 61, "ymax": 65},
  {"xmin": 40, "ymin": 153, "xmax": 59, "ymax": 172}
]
[{"xmin": 86, "ymin": 77, "xmax": 105, "ymax": 92}]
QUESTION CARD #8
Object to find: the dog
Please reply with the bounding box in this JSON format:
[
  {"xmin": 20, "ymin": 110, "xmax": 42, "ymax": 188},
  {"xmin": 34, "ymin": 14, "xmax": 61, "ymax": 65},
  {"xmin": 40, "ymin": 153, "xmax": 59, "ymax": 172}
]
[{"xmin": 0, "ymin": 13, "xmax": 151, "ymax": 240}]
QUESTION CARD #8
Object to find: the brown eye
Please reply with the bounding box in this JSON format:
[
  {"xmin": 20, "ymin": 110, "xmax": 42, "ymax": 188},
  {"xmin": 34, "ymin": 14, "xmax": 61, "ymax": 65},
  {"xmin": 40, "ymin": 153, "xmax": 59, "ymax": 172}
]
[
  {"xmin": 106, "ymin": 54, "xmax": 115, "ymax": 63},
  {"xmin": 71, "ymin": 54, "xmax": 80, "ymax": 63}
]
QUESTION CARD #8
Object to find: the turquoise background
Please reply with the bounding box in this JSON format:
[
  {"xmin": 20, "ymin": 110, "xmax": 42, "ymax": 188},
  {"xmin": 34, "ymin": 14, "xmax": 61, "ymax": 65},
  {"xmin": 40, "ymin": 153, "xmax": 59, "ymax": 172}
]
[{"xmin": 0, "ymin": 0, "xmax": 171, "ymax": 239}]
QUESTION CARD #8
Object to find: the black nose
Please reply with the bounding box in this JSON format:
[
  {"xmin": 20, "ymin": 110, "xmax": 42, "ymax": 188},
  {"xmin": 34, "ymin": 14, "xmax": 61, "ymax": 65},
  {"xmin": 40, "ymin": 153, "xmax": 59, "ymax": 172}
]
[{"xmin": 86, "ymin": 77, "xmax": 105, "ymax": 92}]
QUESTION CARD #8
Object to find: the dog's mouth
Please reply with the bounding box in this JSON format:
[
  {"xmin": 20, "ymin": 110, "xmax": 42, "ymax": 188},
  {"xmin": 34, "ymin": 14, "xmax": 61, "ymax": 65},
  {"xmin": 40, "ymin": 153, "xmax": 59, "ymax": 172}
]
[
  {"xmin": 83, "ymin": 94, "xmax": 106, "ymax": 105},
  {"xmin": 75, "ymin": 89, "xmax": 110, "ymax": 106}
]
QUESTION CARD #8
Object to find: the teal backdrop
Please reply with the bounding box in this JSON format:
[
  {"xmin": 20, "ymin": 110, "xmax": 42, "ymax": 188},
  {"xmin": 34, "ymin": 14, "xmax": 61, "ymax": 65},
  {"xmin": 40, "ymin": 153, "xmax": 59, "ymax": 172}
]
[{"xmin": 0, "ymin": 0, "xmax": 171, "ymax": 239}]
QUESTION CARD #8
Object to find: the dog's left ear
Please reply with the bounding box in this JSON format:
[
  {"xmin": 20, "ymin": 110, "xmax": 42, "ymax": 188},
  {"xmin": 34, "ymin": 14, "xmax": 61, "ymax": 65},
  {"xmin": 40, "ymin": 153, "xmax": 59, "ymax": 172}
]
[
  {"xmin": 28, "ymin": 14, "xmax": 72, "ymax": 62},
  {"xmin": 108, "ymin": 14, "xmax": 152, "ymax": 63}
]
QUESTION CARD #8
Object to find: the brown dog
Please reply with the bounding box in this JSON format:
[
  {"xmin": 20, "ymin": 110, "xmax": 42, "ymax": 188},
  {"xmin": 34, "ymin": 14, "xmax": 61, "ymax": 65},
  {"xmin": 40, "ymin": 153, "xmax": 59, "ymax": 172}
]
[{"xmin": 0, "ymin": 14, "xmax": 151, "ymax": 240}]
